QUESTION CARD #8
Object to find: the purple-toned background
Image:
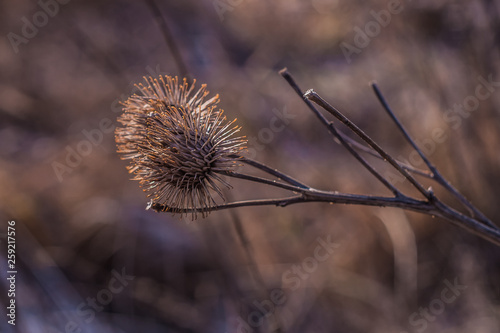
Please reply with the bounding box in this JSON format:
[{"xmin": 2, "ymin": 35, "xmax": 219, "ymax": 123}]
[{"xmin": 1, "ymin": 1, "xmax": 500, "ymax": 332}]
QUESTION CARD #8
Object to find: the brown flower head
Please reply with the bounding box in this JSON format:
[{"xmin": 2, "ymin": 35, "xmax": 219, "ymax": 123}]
[{"xmin": 115, "ymin": 76, "xmax": 247, "ymax": 218}]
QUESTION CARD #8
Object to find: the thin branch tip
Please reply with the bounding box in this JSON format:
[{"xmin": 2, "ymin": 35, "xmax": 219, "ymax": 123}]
[
  {"xmin": 279, "ymin": 68, "xmax": 289, "ymax": 76},
  {"xmin": 304, "ymin": 89, "xmax": 315, "ymax": 98}
]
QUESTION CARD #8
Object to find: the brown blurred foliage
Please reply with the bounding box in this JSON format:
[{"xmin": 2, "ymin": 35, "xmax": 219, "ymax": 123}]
[{"xmin": 0, "ymin": 0, "xmax": 499, "ymax": 332}]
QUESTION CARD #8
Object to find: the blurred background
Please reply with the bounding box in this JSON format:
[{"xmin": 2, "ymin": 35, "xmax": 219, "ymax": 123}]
[{"xmin": 1, "ymin": 0, "xmax": 500, "ymax": 332}]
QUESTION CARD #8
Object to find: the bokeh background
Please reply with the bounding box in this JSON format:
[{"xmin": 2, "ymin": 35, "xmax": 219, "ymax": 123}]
[{"xmin": 1, "ymin": 0, "xmax": 500, "ymax": 332}]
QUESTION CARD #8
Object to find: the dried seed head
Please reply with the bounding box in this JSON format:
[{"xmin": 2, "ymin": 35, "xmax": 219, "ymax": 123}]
[{"xmin": 115, "ymin": 76, "xmax": 247, "ymax": 218}]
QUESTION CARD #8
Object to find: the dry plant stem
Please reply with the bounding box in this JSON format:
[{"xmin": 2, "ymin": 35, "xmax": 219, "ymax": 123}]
[
  {"xmin": 302, "ymin": 89, "xmax": 500, "ymax": 243},
  {"xmin": 371, "ymin": 83, "xmax": 496, "ymax": 228},
  {"xmin": 146, "ymin": 0, "xmax": 191, "ymax": 80},
  {"xmin": 278, "ymin": 69, "xmax": 401, "ymax": 197},
  {"xmin": 150, "ymin": 159, "xmax": 500, "ymax": 245},
  {"xmin": 278, "ymin": 69, "xmax": 432, "ymax": 180},
  {"xmin": 336, "ymin": 131, "xmax": 433, "ymax": 179},
  {"xmin": 151, "ymin": 190, "xmax": 500, "ymax": 246},
  {"xmin": 147, "ymin": 70, "xmax": 500, "ymax": 246},
  {"xmin": 330, "ymin": 123, "xmax": 402, "ymax": 196},
  {"xmin": 430, "ymin": 198, "xmax": 500, "ymax": 246},
  {"xmin": 154, "ymin": 192, "xmax": 429, "ymax": 212},
  {"xmin": 304, "ymin": 90, "xmax": 432, "ymax": 201},
  {"xmin": 433, "ymin": 173, "xmax": 495, "ymax": 227},
  {"xmin": 371, "ymin": 83, "xmax": 434, "ymax": 168},
  {"xmin": 218, "ymin": 170, "xmax": 307, "ymax": 193},
  {"xmin": 236, "ymin": 156, "xmax": 310, "ymax": 189}
]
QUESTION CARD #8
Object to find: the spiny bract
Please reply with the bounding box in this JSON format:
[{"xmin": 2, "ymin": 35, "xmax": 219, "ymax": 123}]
[{"xmin": 115, "ymin": 76, "xmax": 247, "ymax": 218}]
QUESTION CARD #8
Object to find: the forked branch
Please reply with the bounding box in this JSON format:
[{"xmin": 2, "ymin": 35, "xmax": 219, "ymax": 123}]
[{"xmin": 149, "ymin": 69, "xmax": 500, "ymax": 247}]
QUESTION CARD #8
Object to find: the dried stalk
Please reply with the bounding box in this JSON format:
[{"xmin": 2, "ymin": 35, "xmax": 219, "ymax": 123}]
[
  {"xmin": 150, "ymin": 69, "xmax": 500, "ymax": 247},
  {"xmin": 371, "ymin": 82, "xmax": 495, "ymax": 228}
]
